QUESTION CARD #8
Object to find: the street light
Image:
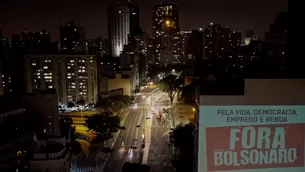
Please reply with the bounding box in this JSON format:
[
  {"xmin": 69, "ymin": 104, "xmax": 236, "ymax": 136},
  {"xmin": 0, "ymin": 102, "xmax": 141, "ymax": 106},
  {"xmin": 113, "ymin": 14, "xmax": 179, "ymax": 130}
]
[{"xmin": 165, "ymin": 20, "xmax": 171, "ymax": 27}]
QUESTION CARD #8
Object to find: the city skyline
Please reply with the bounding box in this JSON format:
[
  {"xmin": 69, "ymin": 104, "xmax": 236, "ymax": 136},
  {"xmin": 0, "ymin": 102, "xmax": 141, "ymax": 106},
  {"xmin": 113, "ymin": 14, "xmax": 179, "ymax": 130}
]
[{"xmin": 0, "ymin": 0, "xmax": 287, "ymax": 40}]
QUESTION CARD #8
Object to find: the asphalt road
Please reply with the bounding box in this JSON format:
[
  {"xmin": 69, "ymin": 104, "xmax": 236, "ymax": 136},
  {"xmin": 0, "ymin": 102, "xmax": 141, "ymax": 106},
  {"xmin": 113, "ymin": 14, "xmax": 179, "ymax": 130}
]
[
  {"xmin": 147, "ymin": 93, "xmax": 175, "ymax": 172},
  {"xmin": 100, "ymin": 88, "xmax": 175, "ymax": 172},
  {"xmin": 101, "ymin": 95, "xmax": 146, "ymax": 172}
]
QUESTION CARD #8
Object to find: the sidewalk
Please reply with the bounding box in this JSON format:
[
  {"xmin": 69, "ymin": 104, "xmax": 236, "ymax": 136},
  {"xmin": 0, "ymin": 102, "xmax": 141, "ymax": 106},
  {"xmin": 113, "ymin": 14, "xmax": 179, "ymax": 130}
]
[{"xmin": 170, "ymin": 92, "xmax": 194, "ymax": 126}]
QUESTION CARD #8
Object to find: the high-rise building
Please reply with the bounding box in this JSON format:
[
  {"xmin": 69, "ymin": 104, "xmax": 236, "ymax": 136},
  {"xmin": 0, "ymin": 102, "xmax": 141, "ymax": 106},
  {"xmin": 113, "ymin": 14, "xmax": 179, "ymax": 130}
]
[
  {"xmin": 129, "ymin": 1, "xmax": 140, "ymax": 35},
  {"xmin": 60, "ymin": 21, "xmax": 86, "ymax": 54},
  {"xmin": 180, "ymin": 30, "xmax": 192, "ymax": 63},
  {"xmin": 203, "ymin": 23, "xmax": 241, "ymax": 67},
  {"xmin": 244, "ymin": 29, "xmax": 254, "ymax": 45},
  {"xmin": 152, "ymin": 0, "xmax": 180, "ymax": 65},
  {"xmin": 229, "ymin": 31, "xmax": 242, "ymax": 65},
  {"xmin": 85, "ymin": 37, "xmax": 109, "ymax": 57},
  {"xmin": 147, "ymin": 38, "xmax": 155, "ymax": 65},
  {"xmin": 24, "ymin": 54, "xmax": 98, "ymax": 105},
  {"xmin": 265, "ymin": 12, "xmax": 288, "ymax": 70},
  {"xmin": 20, "ymin": 29, "xmax": 51, "ymax": 53},
  {"xmin": 11, "ymin": 33, "xmax": 21, "ymax": 47},
  {"xmin": 185, "ymin": 30, "xmax": 203, "ymax": 79},
  {"xmin": 108, "ymin": 2, "xmax": 130, "ymax": 57},
  {"xmin": 122, "ymin": 29, "xmax": 149, "ymax": 85}
]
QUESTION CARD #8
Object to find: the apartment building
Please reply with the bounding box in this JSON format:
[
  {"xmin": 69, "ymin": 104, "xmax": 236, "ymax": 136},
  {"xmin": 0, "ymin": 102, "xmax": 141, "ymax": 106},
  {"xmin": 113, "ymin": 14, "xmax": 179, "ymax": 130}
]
[
  {"xmin": 29, "ymin": 136, "xmax": 70, "ymax": 172},
  {"xmin": 24, "ymin": 54, "xmax": 98, "ymax": 105}
]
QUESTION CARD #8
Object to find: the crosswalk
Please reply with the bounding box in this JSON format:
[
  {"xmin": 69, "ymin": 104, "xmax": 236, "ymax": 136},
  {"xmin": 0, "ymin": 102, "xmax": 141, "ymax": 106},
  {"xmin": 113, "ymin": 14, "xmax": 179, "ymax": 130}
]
[{"xmin": 71, "ymin": 166, "xmax": 95, "ymax": 172}]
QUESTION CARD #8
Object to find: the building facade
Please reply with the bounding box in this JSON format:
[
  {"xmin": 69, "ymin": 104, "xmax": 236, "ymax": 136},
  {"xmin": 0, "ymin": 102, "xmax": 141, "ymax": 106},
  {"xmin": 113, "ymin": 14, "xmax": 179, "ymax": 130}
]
[
  {"xmin": 30, "ymin": 136, "xmax": 70, "ymax": 172},
  {"xmin": 198, "ymin": 79, "xmax": 305, "ymax": 171},
  {"xmin": 129, "ymin": 1, "xmax": 140, "ymax": 35},
  {"xmin": 152, "ymin": 0, "xmax": 180, "ymax": 65},
  {"xmin": 60, "ymin": 21, "xmax": 86, "ymax": 54},
  {"xmin": 203, "ymin": 23, "xmax": 241, "ymax": 66},
  {"xmin": 24, "ymin": 54, "xmax": 98, "ymax": 105},
  {"xmin": 182, "ymin": 30, "xmax": 204, "ymax": 79},
  {"xmin": 265, "ymin": 12, "xmax": 288, "ymax": 70},
  {"xmin": 108, "ymin": 2, "xmax": 130, "ymax": 57},
  {"xmin": 0, "ymin": 107, "xmax": 33, "ymax": 172},
  {"xmin": 22, "ymin": 90, "xmax": 61, "ymax": 137},
  {"xmin": 101, "ymin": 68, "xmax": 137, "ymax": 97}
]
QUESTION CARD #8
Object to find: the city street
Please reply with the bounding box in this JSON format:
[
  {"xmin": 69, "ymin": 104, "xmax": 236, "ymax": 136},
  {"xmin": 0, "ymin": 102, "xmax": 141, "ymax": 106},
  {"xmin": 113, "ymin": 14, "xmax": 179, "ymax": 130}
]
[
  {"xmin": 147, "ymin": 93, "xmax": 174, "ymax": 172},
  {"xmin": 69, "ymin": 88, "xmax": 179, "ymax": 172},
  {"xmin": 102, "ymin": 88, "xmax": 175, "ymax": 172},
  {"xmin": 101, "ymin": 94, "xmax": 148, "ymax": 172},
  {"xmin": 71, "ymin": 105, "xmax": 133, "ymax": 172}
]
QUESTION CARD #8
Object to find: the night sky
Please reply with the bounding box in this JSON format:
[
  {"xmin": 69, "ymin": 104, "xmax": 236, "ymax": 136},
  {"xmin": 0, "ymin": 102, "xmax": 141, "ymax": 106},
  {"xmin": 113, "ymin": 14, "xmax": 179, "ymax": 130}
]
[{"xmin": 0, "ymin": 0, "xmax": 287, "ymax": 41}]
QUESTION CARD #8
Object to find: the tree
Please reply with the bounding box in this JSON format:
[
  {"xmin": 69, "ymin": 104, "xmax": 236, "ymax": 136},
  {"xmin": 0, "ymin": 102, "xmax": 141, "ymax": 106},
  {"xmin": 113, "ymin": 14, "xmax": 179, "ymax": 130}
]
[
  {"xmin": 170, "ymin": 123, "xmax": 194, "ymax": 172},
  {"xmin": 122, "ymin": 162, "xmax": 150, "ymax": 172},
  {"xmin": 96, "ymin": 95, "xmax": 132, "ymax": 114},
  {"xmin": 159, "ymin": 74, "xmax": 183, "ymax": 104},
  {"xmin": 59, "ymin": 116, "xmax": 81, "ymax": 155},
  {"xmin": 85, "ymin": 113, "xmax": 121, "ymax": 141},
  {"xmin": 76, "ymin": 99, "xmax": 86, "ymax": 106},
  {"xmin": 179, "ymin": 83, "xmax": 195, "ymax": 105}
]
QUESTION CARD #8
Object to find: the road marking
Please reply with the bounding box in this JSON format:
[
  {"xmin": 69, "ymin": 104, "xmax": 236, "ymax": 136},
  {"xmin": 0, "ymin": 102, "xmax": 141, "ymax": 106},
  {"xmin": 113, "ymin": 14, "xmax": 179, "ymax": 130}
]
[
  {"xmin": 151, "ymin": 88, "xmax": 159, "ymax": 93},
  {"xmin": 99, "ymin": 107, "xmax": 132, "ymax": 172},
  {"xmin": 162, "ymin": 129, "xmax": 170, "ymax": 137},
  {"xmin": 99, "ymin": 95, "xmax": 143, "ymax": 171}
]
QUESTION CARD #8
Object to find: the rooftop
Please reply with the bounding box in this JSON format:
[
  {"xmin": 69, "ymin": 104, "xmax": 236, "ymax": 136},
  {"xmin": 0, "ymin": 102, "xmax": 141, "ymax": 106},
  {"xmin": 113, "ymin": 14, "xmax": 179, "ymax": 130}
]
[{"xmin": 200, "ymin": 78, "xmax": 245, "ymax": 95}]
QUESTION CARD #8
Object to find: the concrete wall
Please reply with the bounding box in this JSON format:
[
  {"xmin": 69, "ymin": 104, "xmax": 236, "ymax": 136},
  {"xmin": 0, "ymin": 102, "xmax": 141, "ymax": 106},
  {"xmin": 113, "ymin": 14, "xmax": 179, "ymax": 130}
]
[
  {"xmin": 22, "ymin": 92, "xmax": 61, "ymax": 137},
  {"xmin": 109, "ymin": 88, "xmax": 124, "ymax": 96},
  {"xmin": 108, "ymin": 73, "xmax": 132, "ymax": 96},
  {"xmin": 29, "ymin": 150, "xmax": 70, "ymax": 172},
  {"xmin": 200, "ymin": 79, "xmax": 305, "ymax": 105}
]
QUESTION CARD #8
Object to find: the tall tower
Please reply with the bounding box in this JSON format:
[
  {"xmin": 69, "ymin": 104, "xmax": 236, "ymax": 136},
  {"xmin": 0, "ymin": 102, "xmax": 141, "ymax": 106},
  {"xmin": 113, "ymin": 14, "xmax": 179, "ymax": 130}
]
[
  {"xmin": 108, "ymin": 2, "xmax": 130, "ymax": 57},
  {"xmin": 152, "ymin": 0, "xmax": 180, "ymax": 65},
  {"xmin": 129, "ymin": 0, "xmax": 140, "ymax": 35}
]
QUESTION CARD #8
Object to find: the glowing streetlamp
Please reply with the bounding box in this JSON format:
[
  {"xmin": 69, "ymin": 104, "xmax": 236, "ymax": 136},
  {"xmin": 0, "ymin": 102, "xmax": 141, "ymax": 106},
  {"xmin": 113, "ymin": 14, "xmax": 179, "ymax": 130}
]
[{"xmin": 165, "ymin": 20, "xmax": 171, "ymax": 27}]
